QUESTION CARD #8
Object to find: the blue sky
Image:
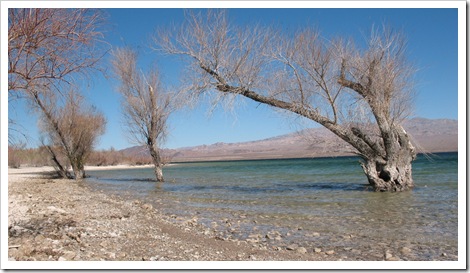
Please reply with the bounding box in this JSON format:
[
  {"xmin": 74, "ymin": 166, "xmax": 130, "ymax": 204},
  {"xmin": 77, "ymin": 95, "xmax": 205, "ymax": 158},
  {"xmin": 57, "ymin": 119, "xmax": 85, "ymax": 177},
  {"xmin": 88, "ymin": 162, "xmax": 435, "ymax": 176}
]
[{"xmin": 7, "ymin": 6, "xmax": 460, "ymax": 151}]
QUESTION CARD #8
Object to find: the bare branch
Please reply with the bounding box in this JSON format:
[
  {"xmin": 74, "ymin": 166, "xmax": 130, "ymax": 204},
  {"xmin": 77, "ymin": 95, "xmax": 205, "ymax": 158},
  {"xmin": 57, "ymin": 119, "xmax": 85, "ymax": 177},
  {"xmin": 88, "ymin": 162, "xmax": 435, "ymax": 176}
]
[{"xmin": 8, "ymin": 8, "xmax": 107, "ymax": 94}]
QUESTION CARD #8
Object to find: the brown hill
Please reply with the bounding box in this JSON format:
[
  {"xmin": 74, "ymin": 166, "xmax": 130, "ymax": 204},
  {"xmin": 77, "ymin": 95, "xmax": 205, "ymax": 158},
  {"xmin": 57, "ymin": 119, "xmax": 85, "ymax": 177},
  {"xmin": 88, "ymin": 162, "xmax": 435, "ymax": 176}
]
[{"xmin": 121, "ymin": 118, "xmax": 458, "ymax": 162}]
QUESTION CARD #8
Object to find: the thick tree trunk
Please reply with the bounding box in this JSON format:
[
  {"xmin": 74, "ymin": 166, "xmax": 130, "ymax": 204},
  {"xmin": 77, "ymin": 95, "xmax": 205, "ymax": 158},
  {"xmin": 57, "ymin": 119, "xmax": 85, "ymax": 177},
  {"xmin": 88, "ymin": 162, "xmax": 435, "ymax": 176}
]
[
  {"xmin": 71, "ymin": 161, "xmax": 86, "ymax": 180},
  {"xmin": 360, "ymin": 125, "xmax": 416, "ymax": 192},
  {"xmin": 72, "ymin": 168, "xmax": 85, "ymax": 180},
  {"xmin": 361, "ymin": 155, "xmax": 414, "ymax": 192}
]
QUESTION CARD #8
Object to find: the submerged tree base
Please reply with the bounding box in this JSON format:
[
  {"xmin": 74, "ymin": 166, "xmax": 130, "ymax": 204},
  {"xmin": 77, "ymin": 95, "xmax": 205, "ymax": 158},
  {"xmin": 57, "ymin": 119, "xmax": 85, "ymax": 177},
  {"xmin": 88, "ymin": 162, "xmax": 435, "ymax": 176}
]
[
  {"xmin": 362, "ymin": 157, "xmax": 415, "ymax": 192},
  {"xmin": 154, "ymin": 164, "xmax": 164, "ymax": 182},
  {"xmin": 370, "ymin": 181, "xmax": 414, "ymax": 192}
]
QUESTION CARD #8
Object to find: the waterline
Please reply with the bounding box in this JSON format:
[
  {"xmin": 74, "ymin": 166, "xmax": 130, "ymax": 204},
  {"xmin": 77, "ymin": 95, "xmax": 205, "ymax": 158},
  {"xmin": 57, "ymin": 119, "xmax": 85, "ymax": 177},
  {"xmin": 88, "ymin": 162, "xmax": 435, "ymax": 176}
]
[{"xmin": 85, "ymin": 152, "xmax": 458, "ymax": 260}]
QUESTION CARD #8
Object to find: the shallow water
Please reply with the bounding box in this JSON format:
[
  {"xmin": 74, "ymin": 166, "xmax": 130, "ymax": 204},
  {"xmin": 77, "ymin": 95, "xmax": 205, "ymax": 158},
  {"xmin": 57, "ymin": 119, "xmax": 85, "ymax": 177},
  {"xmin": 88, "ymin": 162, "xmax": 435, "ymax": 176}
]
[{"xmin": 85, "ymin": 152, "xmax": 458, "ymax": 260}]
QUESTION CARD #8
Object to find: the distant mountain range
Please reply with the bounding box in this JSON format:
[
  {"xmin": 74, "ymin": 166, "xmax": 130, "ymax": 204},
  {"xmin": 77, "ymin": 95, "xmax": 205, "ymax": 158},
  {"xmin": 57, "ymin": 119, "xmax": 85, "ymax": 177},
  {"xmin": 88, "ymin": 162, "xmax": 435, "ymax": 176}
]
[{"xmin": 121, "ymin": 118, "xmax": 458, "ymax": 162}]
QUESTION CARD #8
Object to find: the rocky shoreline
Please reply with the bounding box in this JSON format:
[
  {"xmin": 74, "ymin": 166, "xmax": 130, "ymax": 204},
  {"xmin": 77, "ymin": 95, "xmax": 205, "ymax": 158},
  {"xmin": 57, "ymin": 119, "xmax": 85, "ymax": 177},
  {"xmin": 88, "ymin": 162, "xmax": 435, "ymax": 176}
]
[
  {"xmin": 7, "ymin": 167, "xmax": 458, "ymax": 267},
  {"xmin": 7, "ymin": 167, "xmax": 343, "ymax": 263}
]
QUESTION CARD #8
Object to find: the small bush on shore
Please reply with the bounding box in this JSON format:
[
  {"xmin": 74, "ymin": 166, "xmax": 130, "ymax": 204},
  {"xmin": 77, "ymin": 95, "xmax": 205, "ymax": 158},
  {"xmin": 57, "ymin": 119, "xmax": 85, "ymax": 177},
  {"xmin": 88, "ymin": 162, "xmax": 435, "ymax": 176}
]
[{"xmin": 9, "ymin": 146, "xmax": 153, "ymax": 168}]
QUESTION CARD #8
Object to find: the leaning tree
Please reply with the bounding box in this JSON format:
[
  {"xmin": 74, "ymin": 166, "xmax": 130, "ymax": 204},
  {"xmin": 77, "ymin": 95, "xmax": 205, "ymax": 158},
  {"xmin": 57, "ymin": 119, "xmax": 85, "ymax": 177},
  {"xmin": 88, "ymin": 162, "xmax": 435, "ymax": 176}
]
[
  {"xmin": 8, "ymin": 8, "xmax": 107, "ymax": 176},
  {"xmin": 155, "ymin": 10, "xmax": 417, "ymax": 192}
]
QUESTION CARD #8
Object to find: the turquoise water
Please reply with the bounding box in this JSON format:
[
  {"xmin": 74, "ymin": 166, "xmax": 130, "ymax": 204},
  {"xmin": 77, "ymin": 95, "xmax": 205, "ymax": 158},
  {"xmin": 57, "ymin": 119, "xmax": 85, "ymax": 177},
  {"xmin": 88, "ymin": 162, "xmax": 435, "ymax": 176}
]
[{"xmin": 85, "ymin": 152, "xmax": 458, "ymax": 260}]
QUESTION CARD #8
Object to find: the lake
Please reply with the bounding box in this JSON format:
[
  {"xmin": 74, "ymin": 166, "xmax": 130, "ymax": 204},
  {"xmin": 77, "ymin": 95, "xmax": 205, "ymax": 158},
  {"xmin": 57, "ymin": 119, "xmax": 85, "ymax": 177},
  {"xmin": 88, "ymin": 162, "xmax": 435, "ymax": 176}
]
[{"xmin": 85, "ymin": 152, "xmax": 458, "ymax": 261}]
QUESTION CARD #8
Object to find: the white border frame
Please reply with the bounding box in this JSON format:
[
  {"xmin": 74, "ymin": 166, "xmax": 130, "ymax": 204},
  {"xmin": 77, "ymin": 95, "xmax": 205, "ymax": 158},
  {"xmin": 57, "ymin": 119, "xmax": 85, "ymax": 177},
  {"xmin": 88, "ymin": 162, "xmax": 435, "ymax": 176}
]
[{"xmin": 2, "ymin": 1, "xmax": 466, "ymax": 270}]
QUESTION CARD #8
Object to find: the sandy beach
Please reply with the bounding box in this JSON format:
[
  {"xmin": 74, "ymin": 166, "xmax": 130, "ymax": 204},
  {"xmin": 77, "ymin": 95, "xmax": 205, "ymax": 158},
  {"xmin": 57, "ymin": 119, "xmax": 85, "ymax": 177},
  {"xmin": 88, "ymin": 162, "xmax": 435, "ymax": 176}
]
[{"xmin": 7, "ymin": 166, "xmax": 335, "ymax": 264}]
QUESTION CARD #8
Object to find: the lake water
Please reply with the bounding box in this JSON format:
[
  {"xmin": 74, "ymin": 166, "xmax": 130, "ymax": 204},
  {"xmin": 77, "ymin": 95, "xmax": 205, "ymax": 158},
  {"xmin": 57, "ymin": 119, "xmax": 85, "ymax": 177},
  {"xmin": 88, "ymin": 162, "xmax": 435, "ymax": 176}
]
[{"xmin": 85, "ymin": 152, "xmax": 458, "ymax": 261}]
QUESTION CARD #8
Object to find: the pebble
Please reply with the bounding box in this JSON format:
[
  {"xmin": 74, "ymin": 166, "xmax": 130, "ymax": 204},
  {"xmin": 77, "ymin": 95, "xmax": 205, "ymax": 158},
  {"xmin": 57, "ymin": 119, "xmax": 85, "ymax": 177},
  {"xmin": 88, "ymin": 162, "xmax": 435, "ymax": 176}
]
[
  {"xmin": 62, "ymin": 250, "xmax": 76, "ymax": 260},
  {"xmin": 20, "ymin": 242, "xmax": 34, "ymax": 256},
  {"xmin": 47, "ymin": 206, "xmax": 67, "ymax": 214},
  {"xmin": 286, "ymin": 244, "xmax": 298, "ymax": 251},
  {"xmin": 325, "ymin": 250, "xmax": 335, "ymax": 255},
  {"xmin": 9, "ymin": 225, "xmax": 25, "ymax": 236},
  {"xmin": 400, "ymin": 247, "xmax": 412, "ymax": 255},
  {"xmin": 141, "ymin": 204, "xmax": 153, "ymax": 211},
  {"xmin": 117, "ymin": 253, "xmax": 127, "ymax": 259},
  {"xmin": 246, "ymin": 238, "xmax": 259, "ymax": 243},
  {"xmin": 34, "ymin": 234, "xmax": 46, "ymax": 242},
  {"xmin": 296, "ymin": 247, "xmax": 307, "ymax": 254},
  {"xmin": 351, "ymin": 249, "xmax": 362, "ymax": 255},
  {"xmin": 314, "ymin": 248, "xmax": 322, "ymax": 253},
  {"xmin": 385, "ymin": 251, "xmax": 393, "ymax": 260}
]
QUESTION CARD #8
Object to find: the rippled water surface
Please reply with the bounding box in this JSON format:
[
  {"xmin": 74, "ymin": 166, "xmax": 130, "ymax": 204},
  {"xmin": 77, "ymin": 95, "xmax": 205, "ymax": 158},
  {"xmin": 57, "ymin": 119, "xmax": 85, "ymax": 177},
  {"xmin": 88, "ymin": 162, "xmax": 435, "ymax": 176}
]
[{"xmin": 85, "ymin": 152, "xmax": 458, "ymax": 260}]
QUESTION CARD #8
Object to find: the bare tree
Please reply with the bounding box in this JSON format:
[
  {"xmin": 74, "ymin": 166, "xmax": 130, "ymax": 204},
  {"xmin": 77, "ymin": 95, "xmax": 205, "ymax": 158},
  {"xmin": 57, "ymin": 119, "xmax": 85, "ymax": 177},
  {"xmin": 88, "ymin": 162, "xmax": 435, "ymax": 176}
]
[
  {"xmin": 111, "ymin": 48, "xmax": 173, "ymax": 182},
  {"xmin": 38, "ymin": 90, "xmax": 106, "ymax": 179},
  {"xmin": 155, "ymin": 10, "xmax": 417, "ymax": 192},
  {"xmin": 8, "ymin": 8, "xmax": 107, "ymax": 148}
]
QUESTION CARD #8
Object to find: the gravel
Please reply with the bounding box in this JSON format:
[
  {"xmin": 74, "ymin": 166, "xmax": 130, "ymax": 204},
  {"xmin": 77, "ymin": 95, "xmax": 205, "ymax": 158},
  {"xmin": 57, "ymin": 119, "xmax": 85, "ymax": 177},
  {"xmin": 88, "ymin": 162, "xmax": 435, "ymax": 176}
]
[
  {"xmin": 7, "ymin": 167, "xmax": 458, "ymax": 263},
  {"xmin": 7, "ymin": 169, "xmax": 332, "ymax": 262}
]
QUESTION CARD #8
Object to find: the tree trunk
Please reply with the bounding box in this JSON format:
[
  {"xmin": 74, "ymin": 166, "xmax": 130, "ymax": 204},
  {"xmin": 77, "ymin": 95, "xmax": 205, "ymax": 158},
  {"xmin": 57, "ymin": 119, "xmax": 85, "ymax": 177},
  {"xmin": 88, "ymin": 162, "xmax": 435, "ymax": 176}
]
[
  {"xmin": 72, "ymin": 168, "xmax": 85, "ymax": 180},
  {"xmin": 361, "ymin": 155, "xmax": 414, "ymax": 192},
  {"xmin": 45, "ymin": 145, "xmax": 70, "ymax": 179},
  {"xmin": 71, "ymin": 163, "xmax": 85, "ymax": 180},
  {"xmin": 148, "ymin": 142, "xmax": 164, "ymax": 182},
  {"xmin": 360, "ymin": 125, "xmax": 416, "ymax": 192},
  {"xmin": 154, "ymin": 165, "xmax": 164, "ymax": 182}
]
